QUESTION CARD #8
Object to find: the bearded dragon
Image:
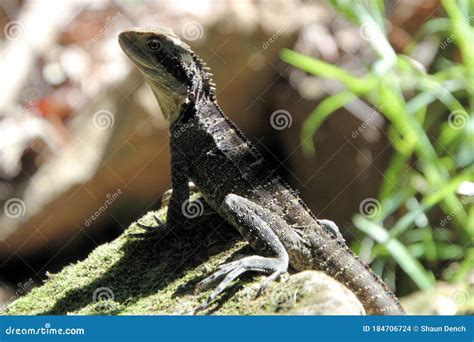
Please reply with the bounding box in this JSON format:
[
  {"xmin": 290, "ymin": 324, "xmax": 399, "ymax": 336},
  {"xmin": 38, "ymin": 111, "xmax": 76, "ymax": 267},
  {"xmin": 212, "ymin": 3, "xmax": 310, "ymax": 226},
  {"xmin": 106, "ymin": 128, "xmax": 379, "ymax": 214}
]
[{"xmin": 118, "ymin": 26, "xmax": 405, "ymax": 315}]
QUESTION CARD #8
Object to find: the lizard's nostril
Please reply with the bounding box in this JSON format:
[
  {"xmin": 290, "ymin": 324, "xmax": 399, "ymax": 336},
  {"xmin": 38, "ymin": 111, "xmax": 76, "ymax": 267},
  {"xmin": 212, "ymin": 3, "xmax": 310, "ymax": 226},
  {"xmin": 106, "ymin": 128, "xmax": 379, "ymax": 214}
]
[{"xmin": 119, "ymin": 31, "xmax": 133, "ymax": 43}]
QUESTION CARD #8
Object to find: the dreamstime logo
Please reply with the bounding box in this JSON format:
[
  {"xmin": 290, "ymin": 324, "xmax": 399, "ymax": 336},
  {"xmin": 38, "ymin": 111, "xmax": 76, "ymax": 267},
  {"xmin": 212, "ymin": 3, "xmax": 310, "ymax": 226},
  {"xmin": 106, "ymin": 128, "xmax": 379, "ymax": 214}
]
[
  {"xmin": 352, "ymin": 103, "xmax": 385, "ymax": 139},
  {"xmin": 262, "ymin": 24, "xmax": 287, "ymax": 50},
  {"xmin": 4, "ymin": 21, "xmax": 24, "ymax": 40},
  {"xmin": 359, "ymin": 198, "xmax": 381, "ymax": 219},
  {"xmin": 92, "ymin": 287, "xmax": 114, "ymax": 306},
  {"xmin": 173, "ymin": 118, "xmax": 197, "ymax": 139},
  {"xmin": 84, "ymin": 11, "xmax": 122, "ymax": 50},
  {"xmin": 440, "ymin": 16, "xmax": 474, "ymax": 49},
  {"xmin": 181, "ymin": 198, "xmax": 204, "ymax": 218},
  {"xmin": 84, "ymin": 189, "xmax": 122, "ymax": 227},
  {"xmin": 450, "ymin": 288, "xmax": 469, "ymax": 307},
  {"xmin": 4, "ymin": 198, "xmax": 26, "ymax": 219},
  {"xmin": 270, "ymin": 110, "xmax": 292, "ymax": 130},
  {"xmin": 448, "ymin": 110, "xmax": 469, "ymax": 130},
  {"xmin": 359, "ymin": 21, "xmax": 381, "ymax": 41},
  {"xmin": 1, "ymin": 279, "xmax": 35, "ymax": 309},
  {"xmin": 92, "ymin": 110, "xmax": 114, "ymax": 130},
  {"xmin": 440, "ymin": 195, "xmax": 473, "ymax": 227},
  {"xmin": 181, "ymin": 21, "xmax": 204, "ymax": 41}
]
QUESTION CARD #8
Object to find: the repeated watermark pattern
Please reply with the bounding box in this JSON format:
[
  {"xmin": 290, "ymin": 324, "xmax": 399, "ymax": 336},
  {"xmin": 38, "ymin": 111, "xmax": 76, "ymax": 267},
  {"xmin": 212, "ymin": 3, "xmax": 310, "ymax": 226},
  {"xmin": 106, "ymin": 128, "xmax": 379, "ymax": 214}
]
[
  {"xmin": 262, "ymin": 24, "xmax": 287, "ymax": 50},
  {"xmin": 92, "ymin": 109, "xmax": 115, "ymax": 130},
  {"xmin": 181, "ymin": 21, "xmax": 204, "ymax": 41},
  {"xmin": 449, "ymin": 287, "xmax": 470, "ymax": 307},
  {"xmin": 359, "ymin": 21, "xmax": 382, "ymax": 42},
  {"xmin": 84, "ymin": 12, "xmax": 122, "ymax": 50},
  {"xmin": 270, "ymin": 109, "xmax": 292, "ymax": 130},
  {"xmin": 84, "ymin": 189, "xmax": 122, "ymax": 227},
  {"xmin": 173, "ymin": 118, "xmax": 197, "ymax": 139},
  {"xmin": 440, "ymin": 16, "xmax": 474, "ymax": 49},
  {"xmin": 92, "ymin": 287, "xmax": 114, "ymax": 307},
  {"xmin": 1, "ymin": 279, "xmax": 35, "ymax": 309},
  {"xmin": 440, "ymin": 195, "xmax": 473, "ymax": 227},
  {"xmin": 3, "ymin": 198, "xmax": 26, "ymax": 219},
  {"xmin": 181, "ymin": 198, "xmax": 204, "ymax": 219},
  {"xmin": 3, "ymin": 21, "xmax": 24, "ymax": 41},
  {"xmin": 359, "ymin": 198, "xmax": 382, "ymax": 219},
  {"xmin": 351, "ymin": 103, "xmax": 385, "ymax": 139},
  {"xmin": 447, "ymin": 110, "xmax": 469, "ymax": 130},
  {"xmin": 22, "ymin": 100, "xmax": 35, "ymax": 113}
]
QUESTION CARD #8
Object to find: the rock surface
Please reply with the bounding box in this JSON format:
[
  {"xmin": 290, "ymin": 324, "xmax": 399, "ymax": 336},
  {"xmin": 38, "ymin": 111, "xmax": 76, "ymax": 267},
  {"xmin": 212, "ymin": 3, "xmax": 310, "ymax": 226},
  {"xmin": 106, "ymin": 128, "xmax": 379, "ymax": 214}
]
[{"xmin": 5, "ymin": 204, "xmax": 364, "ymax": 315}]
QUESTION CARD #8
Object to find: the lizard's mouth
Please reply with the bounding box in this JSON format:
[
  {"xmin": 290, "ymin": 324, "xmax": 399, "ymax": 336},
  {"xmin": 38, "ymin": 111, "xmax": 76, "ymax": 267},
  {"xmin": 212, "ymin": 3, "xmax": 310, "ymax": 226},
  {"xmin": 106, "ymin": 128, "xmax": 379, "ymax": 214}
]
[
  {"xmin": 118, "ymin": 30, "xmax": 183, "ymax": 80},
  {"xmin": 118, "ymin": 27, "xmax": 181, "ymax": 60},
  {"xmin": 118, "ymin": 30, "xmax": 134, "ymax": 45},
  {"xmin": 118, "ymin": 32, "xmax": 162, "ymax": 80},
  {"xmin": 118, "ymin": 31, "xmax": 142, "ymax": 63}
]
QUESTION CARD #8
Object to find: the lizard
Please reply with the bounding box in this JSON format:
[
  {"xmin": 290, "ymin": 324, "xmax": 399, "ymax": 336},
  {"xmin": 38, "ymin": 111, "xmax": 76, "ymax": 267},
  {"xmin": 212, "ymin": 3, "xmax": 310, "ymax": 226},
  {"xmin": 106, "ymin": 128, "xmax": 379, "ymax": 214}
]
[{"xmin": 118, "ymin": 26, "xmax": 405, "ymax": 315}]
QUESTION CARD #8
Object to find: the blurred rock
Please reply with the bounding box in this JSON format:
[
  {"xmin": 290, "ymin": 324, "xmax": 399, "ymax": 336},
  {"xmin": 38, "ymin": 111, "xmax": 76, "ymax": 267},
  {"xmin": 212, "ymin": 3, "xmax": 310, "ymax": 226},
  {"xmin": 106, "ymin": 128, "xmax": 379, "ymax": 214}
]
[
  {"xmin": 401, "ymin": 282, "xmax": 474, "ymax": 315},
  {"xmin": 266, "ymin": 271, "xmax": 365, "ymax": 315}
]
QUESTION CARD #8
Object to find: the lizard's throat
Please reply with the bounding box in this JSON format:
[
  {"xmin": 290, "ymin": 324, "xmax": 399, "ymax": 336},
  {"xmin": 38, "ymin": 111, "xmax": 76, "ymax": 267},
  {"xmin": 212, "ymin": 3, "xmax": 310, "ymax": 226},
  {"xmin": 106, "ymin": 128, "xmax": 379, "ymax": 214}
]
[{"xmin": 147, "ymin": 81, "xmax": 187, "ymax": 125}]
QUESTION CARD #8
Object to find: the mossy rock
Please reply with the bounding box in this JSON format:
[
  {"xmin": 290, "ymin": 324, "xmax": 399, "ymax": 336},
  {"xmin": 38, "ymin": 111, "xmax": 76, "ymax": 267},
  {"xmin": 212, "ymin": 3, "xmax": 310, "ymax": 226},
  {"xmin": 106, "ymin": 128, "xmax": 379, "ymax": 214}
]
[{"xmin": 5, "ymin": 202, "xmax": 364, "ymax": 315}]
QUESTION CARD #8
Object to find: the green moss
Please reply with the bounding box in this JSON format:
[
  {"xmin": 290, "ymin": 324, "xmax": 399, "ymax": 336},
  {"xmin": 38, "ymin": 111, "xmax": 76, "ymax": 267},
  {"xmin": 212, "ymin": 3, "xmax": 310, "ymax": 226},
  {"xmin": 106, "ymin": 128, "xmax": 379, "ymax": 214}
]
[
  {"xmin": 4, "ymin": 198, "xmax": 365, "ymax": 315},
  {"xmin": 5, "ymin": 204, "xmax": 294, "ymax": 315}
]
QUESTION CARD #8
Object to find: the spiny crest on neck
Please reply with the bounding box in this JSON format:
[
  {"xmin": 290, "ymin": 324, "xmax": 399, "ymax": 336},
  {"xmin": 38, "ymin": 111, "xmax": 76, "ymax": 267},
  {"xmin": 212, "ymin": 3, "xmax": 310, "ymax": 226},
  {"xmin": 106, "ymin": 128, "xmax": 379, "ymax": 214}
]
[{"xmin": 189, "ymin": 50, "xmax": 217, "ymax": 102}]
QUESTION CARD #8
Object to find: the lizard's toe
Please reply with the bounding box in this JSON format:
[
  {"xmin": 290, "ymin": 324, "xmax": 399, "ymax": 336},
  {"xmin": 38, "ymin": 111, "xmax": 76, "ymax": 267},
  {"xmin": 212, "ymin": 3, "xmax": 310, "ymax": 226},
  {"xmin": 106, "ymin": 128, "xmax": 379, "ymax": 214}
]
[
  {"xmin": 194, "ymin": 254, "xmax": 288, "ymax": 312},
  {"xmin": 130, "ymin": 214, "xmax": 168, "ymax": 238},
  {"xmin": 138, "ymin": 214, "xmax": 163, "ymax": 228},
  {"xmin": 255, "ymin": 270, "xmax": 285, "ymax": 298}
]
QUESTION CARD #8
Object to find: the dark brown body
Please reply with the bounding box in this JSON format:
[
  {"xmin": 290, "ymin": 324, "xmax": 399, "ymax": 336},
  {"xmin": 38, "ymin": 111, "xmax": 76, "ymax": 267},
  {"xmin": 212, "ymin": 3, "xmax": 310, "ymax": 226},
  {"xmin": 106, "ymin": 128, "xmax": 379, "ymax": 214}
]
[
  {"xmin": 173, "ymin": 98, "xmax": 405, "ymax": 315},
  {"xmin": 118, "ymin": 26, "xmax": 404, "ymax": 315}
]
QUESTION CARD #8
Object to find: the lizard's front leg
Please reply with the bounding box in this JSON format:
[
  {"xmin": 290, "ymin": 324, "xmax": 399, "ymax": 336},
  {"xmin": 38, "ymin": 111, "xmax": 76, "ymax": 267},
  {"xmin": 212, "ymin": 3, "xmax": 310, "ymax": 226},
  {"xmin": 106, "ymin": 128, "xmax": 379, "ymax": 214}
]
[
  {"xmin": 134, "ymin": 145, "xmax": 191, "ymax": 237},
  {"xmin": 317, "ymin": 219, "xmax": 346, "ymax": 244},
  {"xmin": 195, "ymin": 194, "xmax": 289, "ymax": 311},
  {"xmin": 161, "ymin": 181, "xmax": 198, "ymax": 207}
]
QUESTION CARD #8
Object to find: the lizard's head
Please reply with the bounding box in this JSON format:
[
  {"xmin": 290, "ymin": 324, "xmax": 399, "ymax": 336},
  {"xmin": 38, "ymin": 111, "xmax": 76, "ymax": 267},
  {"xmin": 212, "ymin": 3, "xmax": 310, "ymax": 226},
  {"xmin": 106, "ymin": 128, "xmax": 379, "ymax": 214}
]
[{"xmin": 119, "ymin": 27, "xmax": 214, "ymax": 124}]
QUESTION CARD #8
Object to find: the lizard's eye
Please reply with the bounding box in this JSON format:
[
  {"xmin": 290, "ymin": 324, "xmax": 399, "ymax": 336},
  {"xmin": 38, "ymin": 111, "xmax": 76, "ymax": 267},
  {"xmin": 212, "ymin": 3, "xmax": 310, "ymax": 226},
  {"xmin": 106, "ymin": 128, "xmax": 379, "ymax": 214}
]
[{"xmin": 147, "ymin": 39, "xmax": 162, "ymax": 51}]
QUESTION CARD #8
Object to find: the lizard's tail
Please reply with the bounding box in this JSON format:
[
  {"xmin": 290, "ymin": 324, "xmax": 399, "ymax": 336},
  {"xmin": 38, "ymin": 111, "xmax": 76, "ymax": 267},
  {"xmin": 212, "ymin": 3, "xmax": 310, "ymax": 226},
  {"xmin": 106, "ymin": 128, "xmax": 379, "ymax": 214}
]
[{"xmin": 308, "ymin": 235, "xmax": 405, "ymax": 315}]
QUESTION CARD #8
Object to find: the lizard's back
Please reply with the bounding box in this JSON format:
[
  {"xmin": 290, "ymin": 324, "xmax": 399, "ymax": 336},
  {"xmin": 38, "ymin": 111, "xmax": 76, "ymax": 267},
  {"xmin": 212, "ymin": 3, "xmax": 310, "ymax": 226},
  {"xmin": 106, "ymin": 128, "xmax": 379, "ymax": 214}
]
[
  {"xmin": 174, "ymin": 98, "xmax": 405, "ymax": 315},
  {"xmin": 176, "ymin": 98, "xmax": 310, "ymax": 225},
  {"xmin": 119, "ymin": 25, "xmax": 404, "ymax": 315}
]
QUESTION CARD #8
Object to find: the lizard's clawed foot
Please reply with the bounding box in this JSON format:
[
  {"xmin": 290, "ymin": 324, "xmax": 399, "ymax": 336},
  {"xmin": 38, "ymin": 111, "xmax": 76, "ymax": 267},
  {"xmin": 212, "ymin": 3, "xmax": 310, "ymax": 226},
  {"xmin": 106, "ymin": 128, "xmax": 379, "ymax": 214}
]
[
  {"xmin": 130, "ymin": 214, "xmax": 168, "ymax": 238},
  {"xmin": 193, "ymin": 255, "xmax": 288, "ymax": 313},
  {"xmin": 255, "ymin": 269, "xmax": 285, "ymax": 298}
]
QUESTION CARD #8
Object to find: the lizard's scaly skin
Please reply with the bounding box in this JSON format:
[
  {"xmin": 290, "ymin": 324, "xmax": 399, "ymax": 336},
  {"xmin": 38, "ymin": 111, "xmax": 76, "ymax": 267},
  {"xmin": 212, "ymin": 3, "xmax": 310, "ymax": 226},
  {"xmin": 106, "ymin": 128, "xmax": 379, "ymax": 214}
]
[{"xmin": 118, "ymin": 27, "xmax": 405, "ymax": 315}]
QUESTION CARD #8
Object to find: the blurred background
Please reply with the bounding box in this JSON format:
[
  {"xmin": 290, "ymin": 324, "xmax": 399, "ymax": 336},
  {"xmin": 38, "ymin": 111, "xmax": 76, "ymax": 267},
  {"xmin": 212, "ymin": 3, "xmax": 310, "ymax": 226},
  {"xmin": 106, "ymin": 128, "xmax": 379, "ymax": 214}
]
[{"xmin": 0, "ymin": 0, "xmax": 472, "ymax": 314}]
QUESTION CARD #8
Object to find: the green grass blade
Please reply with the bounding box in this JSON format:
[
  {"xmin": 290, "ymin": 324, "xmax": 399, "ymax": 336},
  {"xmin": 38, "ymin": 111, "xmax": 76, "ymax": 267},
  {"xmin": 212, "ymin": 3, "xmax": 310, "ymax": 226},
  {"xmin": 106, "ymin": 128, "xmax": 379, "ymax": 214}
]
[
  {"xmin": 280, "ymin": 49, "xmax": 376, "ymax": 94},
  {"xmin": 353, "ymin": 215, "xmax": 435, "ymax": 290},
  {"xmin": 389, "ymin": 167, "xmax": 474, "ymax": 238},
  {"xmin": 379, "ymin": 151, "xmax": 410, "ymax": 201},
  {"xmin": 300, "ymin": 91, "xmax": 356, "ymax": 154}
]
